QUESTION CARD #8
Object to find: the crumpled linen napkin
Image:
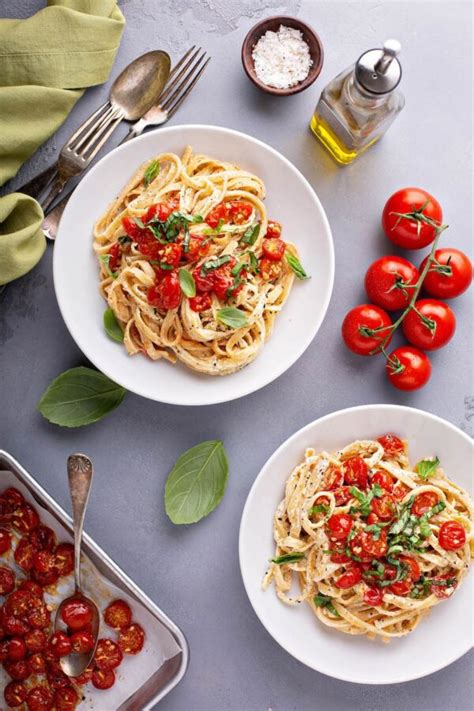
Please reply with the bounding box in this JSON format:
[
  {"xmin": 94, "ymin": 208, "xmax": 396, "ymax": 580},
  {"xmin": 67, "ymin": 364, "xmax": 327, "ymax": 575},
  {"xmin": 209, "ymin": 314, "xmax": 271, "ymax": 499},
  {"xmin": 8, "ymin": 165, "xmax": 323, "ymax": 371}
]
[{"xmin": 0, "ymin": 0, "xmax": 125, "ymax": 285}]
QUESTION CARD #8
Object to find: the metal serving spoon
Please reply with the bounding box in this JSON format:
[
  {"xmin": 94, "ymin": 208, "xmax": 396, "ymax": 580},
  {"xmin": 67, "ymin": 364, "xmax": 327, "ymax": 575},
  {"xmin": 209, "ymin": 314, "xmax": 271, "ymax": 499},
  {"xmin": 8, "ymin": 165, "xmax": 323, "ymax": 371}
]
[{"xmin": 54, "ymin": 454, "xmax": 100, "ymax": 678}]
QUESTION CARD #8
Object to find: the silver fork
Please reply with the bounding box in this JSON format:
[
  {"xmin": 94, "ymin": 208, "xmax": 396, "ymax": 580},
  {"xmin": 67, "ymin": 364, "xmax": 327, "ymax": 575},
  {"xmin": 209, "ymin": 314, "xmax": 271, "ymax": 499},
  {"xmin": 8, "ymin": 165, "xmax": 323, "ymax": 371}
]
[{"xmin": 43, "ymin": 48, "xmax": 210, "ymax": 241}]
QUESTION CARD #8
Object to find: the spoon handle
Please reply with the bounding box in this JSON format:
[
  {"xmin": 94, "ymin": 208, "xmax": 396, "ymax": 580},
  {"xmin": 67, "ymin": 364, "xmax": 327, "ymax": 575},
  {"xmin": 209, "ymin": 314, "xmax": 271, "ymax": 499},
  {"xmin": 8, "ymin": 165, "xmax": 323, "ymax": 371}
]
[{"xmin": 67, "ymin": 454, "xmax": 94, "ymax": 593}]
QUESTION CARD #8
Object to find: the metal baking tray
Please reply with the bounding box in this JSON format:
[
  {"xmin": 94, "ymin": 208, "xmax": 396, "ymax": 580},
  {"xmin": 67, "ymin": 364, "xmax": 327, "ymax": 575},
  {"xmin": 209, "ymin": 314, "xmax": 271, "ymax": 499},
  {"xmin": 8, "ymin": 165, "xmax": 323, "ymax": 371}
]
[{"xmin": 0, "ymin": 449, "xmax": 189, "ymax": 709}]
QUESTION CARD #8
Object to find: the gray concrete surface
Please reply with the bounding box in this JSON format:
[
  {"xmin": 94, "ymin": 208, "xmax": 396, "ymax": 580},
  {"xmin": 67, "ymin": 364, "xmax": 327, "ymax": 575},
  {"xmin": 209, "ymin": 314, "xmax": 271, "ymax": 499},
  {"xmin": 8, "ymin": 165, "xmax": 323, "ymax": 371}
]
[{"xmin": 1, "ymin": 1, "xmax": 473, "ymax": 710}]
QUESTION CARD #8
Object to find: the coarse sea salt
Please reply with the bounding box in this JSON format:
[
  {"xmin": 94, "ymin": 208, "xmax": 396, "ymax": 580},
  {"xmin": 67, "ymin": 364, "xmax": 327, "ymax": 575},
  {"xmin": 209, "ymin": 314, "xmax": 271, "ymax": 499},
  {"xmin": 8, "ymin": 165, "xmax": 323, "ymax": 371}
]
[{"xmin": 252, "ymin": 24, "xmax": 313, "ymax": 90}]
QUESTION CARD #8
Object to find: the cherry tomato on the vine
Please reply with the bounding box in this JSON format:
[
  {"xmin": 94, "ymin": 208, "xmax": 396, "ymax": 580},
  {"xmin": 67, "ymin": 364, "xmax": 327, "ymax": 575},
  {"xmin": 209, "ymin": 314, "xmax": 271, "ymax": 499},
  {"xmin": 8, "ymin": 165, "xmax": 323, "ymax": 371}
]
[
  {"xmin": 364, "ymin": 256, "xmax": 419, "ymax": 311},
  {"xmin": 402, "ymin": 299, "xmax": 456, "ymax": 351},
  {"xmin": 382, "ymin": 187, "xmax": 442, "ymax": 249},
  {"xmin": 420, "ymin": 248, "xmax": 472, "ymax": 299},
  {"xmin": 386, "ymin": 346, "xmax": 431, "ymax": 391},
  {"xmin": 341, "ymin": 304, "xmax": 392, "ymax": 356}
]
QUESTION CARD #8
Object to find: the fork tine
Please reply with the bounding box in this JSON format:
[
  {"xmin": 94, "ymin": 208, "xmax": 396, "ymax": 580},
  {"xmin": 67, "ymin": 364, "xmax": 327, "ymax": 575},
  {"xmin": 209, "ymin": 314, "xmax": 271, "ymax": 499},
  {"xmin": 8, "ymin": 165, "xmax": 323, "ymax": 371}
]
[
  {"xmin": 166, "ymin": 58, "xmax": 210, "ymax": 118},
  {"xmin": 158, "ymin": 47, "xmax": 202, "ymax": 104},
  {"xmin": 161, "ymin": 53, "xmax": 208, "ymax": 112},
  {"xmin": 74, "ymin": 106, "xmax": 123, "ymax": 158},
  {"xmin": 166, "ymin": 46, "xmax": 196, "ymax": 83},
  {"xmin": 66, "ymin": 102, "xmax": 110, "ymax": 147},
  {"xmin": 71, "ymin": 104, "xmax": 116, "ymax": 153},
  {"xmin": 83, "ymin": 113, "xmax": 124, "ymax": 163}
]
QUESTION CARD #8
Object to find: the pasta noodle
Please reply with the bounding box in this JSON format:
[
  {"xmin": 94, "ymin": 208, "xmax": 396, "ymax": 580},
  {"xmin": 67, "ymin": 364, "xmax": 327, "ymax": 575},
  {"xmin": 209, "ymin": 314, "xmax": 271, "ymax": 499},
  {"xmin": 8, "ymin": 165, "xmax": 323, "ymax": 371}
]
[
  {"xmin": 263, "ymin": 435, "xmax": 473, "ymax": 641},
  {"xmin": 93, "ymin": 147, "xmax": 304, "ymax": 375}
]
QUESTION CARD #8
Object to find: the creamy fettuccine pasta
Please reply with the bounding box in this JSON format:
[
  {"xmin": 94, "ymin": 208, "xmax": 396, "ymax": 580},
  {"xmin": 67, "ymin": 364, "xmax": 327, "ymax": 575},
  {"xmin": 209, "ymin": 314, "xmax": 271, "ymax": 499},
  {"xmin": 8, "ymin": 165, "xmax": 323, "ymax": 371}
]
[
  {"xmin": 93, "ymin": 147, "xmax": 308, "ymax": 375},
  {"xmin": 264, "ymin": 433, "xmax": 473, "ymax": 641}
]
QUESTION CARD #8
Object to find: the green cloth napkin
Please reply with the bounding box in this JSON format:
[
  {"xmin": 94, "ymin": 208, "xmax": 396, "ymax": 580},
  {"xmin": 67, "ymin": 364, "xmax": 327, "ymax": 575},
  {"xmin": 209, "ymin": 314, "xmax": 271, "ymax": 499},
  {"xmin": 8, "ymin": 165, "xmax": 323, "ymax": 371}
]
[{"xmin": 0, "ymin": 0, "xmax": 125, "ymax": 285}]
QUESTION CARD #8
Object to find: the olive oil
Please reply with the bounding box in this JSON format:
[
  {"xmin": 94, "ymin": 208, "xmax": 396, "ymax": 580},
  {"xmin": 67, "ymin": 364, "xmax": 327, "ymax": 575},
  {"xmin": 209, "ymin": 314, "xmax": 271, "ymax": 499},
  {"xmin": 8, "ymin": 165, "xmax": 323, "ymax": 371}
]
[{"xmin": 310, "ymin": 40, "xmax": 405, "ymax": 165}]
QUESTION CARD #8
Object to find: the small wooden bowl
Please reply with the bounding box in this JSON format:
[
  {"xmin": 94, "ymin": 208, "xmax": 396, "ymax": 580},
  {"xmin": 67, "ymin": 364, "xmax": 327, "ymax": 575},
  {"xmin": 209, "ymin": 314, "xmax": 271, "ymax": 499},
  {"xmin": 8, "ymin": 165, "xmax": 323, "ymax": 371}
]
[{"xmin": 241, "ymin": 16, "xmax": 324, "ymax": 96}]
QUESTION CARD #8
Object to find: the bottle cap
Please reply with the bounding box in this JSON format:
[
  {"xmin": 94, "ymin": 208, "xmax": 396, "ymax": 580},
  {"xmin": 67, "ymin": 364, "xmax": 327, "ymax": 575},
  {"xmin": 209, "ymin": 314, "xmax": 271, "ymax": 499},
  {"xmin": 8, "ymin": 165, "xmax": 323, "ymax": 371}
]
[{"xmin": 355, "ymin": 39, "xmax": 402, "ymax": 94}]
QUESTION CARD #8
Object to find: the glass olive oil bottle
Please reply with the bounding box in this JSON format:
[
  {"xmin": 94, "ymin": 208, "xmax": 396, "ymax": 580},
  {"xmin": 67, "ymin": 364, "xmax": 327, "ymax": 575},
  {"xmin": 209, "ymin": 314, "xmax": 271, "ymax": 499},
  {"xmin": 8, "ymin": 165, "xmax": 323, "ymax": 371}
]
[{"xmin": 310, "ymin": 40, "xmax": 405, "ymax": 164}]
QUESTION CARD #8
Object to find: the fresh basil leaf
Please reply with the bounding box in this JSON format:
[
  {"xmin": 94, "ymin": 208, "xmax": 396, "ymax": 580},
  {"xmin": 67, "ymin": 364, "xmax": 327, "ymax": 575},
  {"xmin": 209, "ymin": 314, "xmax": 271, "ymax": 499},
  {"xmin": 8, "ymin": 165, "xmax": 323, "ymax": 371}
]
[
  {"xmin": 416, "ymin": 457, "xmax": 440, "ymax": 480},
  {"xmin": 133, "ymin": 217, "xmax": 145, "ymax": 229},
  {"xmin": 103, "ymin": 309, "xmax": 124, "ymax": 343},
  {"xmin": 246, "ymin": 250, "xmax": 259, "ymax": 273},
  {"xmin": 286, "ymin": 251, "xmax": 309, "ymax": 280},
  {"xmin": 309, "ymin": 503, "xmax": 329, "ymax": 515},
  {"xmin": 201, "ymin": 255, "xmax": 231, "ymax": 275},
  {"xmin": 216, "ymin": 307, "xmax": 248, "ymax": 328},
  {"xmin": 241, "ymin": 223, "xmax": 260, "ymax": 246},
  {"xmin": 313, "ymin": 594, "xmax": 340, "ymax": 617},
  {"xmin": 143, "ymin": 159, "xmax": 160, "ymax": 186},
  {"xmin": 37, "ymin": 367, "xmax": 126, "ymax": 427},
  {"xmin": 99, "ymin": 254, "xmax": 117, "ymax": 279},
  {"xmin": 372, "ymin": 483, "xmax": 383, "ymax": 498},
  {"xmin": 271, "ymin": 552, "xmax": 305, "ymax": 564},
  {"xmin": 179, "ymin": 268, "xmax": 196, "ymax": 298},
  {"xmin": 165, "ymin": 440, "xmax": 229, "ymax": 524}
]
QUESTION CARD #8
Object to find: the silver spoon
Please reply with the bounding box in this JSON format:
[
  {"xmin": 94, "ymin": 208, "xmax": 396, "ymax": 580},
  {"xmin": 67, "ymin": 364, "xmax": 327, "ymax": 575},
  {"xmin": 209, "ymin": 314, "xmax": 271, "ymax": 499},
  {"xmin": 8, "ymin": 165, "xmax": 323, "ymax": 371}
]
[{"xmin": 55, "ymin": 454, "xmax": 100, "ymax": 678}]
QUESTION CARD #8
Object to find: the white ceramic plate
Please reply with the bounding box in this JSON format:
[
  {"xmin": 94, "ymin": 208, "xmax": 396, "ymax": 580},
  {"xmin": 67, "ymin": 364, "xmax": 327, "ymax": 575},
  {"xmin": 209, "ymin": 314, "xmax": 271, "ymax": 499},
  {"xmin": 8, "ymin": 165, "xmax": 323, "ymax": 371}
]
[
  {"xmin": 54, "ymin": 125, "xmax": 334, "ymax": 406},
  {"xmin": 239, "ymin": 405, "xmax": 474, "ymax": 684}
]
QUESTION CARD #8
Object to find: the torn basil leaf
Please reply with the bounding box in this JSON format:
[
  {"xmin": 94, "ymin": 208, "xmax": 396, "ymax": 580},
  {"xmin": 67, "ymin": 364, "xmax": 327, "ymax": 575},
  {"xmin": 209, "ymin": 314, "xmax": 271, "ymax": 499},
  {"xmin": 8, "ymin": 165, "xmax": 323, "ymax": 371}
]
[{"xmin": 416, "ymin": 457, "xmax": 440, "ymax": 480}]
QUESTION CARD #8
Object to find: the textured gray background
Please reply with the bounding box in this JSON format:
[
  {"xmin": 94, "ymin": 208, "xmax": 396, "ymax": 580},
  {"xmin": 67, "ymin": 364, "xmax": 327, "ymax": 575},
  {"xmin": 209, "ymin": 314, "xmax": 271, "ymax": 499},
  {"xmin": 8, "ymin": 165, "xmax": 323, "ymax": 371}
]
[{"xmin": 1, "ymin": 1, "xmax": 473, "ymax": 709}]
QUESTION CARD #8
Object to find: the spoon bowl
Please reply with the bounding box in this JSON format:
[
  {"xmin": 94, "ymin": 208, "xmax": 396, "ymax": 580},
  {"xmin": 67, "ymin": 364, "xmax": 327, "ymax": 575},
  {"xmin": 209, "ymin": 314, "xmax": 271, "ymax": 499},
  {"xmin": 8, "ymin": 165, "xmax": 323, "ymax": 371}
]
[
  {"xmin": 56, "ymin": 592, "xmax": 100, "ymax": 677},
  {"xmin": 111, "ymin": 50, "xmax": 171, "ymax": 120}
]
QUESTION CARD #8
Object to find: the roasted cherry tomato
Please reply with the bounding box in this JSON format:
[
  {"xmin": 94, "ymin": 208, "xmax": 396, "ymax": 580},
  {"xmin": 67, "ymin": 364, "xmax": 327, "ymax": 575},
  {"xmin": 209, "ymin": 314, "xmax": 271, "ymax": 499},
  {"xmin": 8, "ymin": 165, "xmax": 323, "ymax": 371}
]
[
  {"xmin": 72, "ymin": 666, "xmax": 93, "ymax": 686},
  {"xmin": 53, "ymin": 687, "xmax": 79, "ymax": 711},
  {"xmin": 371, "ymin": 494, "xmax": 396, "ymax": 521},
  {"xmin": 184, "ymin": 234, "xmax": 210, "ymax": 262},
  {"xmin": 33, "ymin": 550, "xmax": 56, "ymax": 574},
  {"xmin": 27, "ymin": 600, "xmax": 50, "ymax": 630},
  {"xmin": 228, "ymin": 200, "xmax": 253, "ymax": 224},
  {"xmin": 265, "ymin": 220, "xmax": 281, "ymax": 238},
  {"xmin": 438, "ymin": 521, "xmax": 466, "ymax": 550},
  {"xmin": 2, "ymin": 616, "xmax": 30, "ymax": 637},
  {"xmin": 48, "ymin": 632, "xmax": 72, "ymax": 658},
  {"xmin": 392, "ymin": 481, "xmax": 411, "ymax": 501},
  {"xmin": 118, "ymin": 623, "xmax": 145, "ymax": 655},
  {"xmin": 189, "ymin": 293, "xmax": 212, "ymax": 312},
  {"xmin": 360, "ymin": 529, "xmax": 388, "ymax": 558},
  {"xmin": 329, "ymin": 548, "xmax": 351, "ymax": 564},
  {"xmin": 335, "ymin": 567, "xmax": 362, "ymax": 589},
  {"xmin": 4, "ymin": 590, "xmax": 33, "ymax": 618},
  {"xmin": 333, "ymin": 486, "xmax": 352, "ymax": 505},
  {"xmin": 326, "ymin": 513, "xmax": 353, "ymax": 541},
  {"xmin": 341, "ymin": 304, "xmax": 392, "ymax": 356},
  {"xmin": 259, "ymin": 257, "xmax": 282, "ymax": 282},
  {"xmin": 262, "ymin": 238, "xmax": 286, "ymax": 262},
  {"xmin": 386, "ymin": 346, "xmax": 431, "ymax": 391},
  {"xmin": 107, "ymin": 243, "xmax": 121, "ymax": 272},
  {"xmin": 94, "ymin": 638, "xmax": 123, "ymax": 671},
  {"xmin": 402, "ymin": 298, "xmax": 456, "ymax": 351},
  {"xmin": 0, "ymin": 566, "xmax": 15, "ymax": 594},
  {"xmin": 143, "ymin": 200, "xmax": 177, "ymax": 223},
  {"xmin": 0, "ymin": 527, "xmax": 12, "ymax": 554},
  {"xmin": 31, "ymin": 567, "xmax": 59, "ymax": 588},
  {"xmin": 46, "ymin": 662, "xmax": 70, "ymax": 690},
  {"xmin": 342, "ymin": 456, "xmax": 368, "ymax": 489},
  {"xmin": 25, "ymin": 629, "xmax": 47, "ymax": 654},
  {"xmin": 420, "ymin": 248, "xmax": 472, "ymax": 299},
  {"xmin": 365, "ymin": 256, "xmax": 420, "ymax": 311},
  {"xmin": 54, "ymin": 543, "xmax": 74, "ymax": 577},
  {"xmin": 2, "ymin": 488, "xmax": 24, "ymax": 508},
  {"xmin": 3, "ymin": 659, "xmax": 30, "ymax": 681},
  {"xmin": 399, "ymin": 555, "xmax": 421, "ymax": 582},
  {"xmin": 28, "ymin": 652, "xmax": 47, "ymax": 674},
  {"xmin": 60, "ymin": 598, "xmax": 93, "ymax": 631},
  {"xmin": 147, "ymin": 271, "xmax": 182, "ymax": 310},
  {"xmin": 18, "ymin": 580, "xmax": 44, "ymax": 598},
  {"xmin": 14, "ymin": 538, "xmax": 38, "ymax": 572},
  {"xmin": 70, "ymin": 630, "xmax": 95, "ymax": 654},
  {"xmin": 323, "ymin": 466, "xmax": 343, "ymax": 491},
  {"xmin": 382, "ymin": 188, "xmax": 442, "ymax": 249},
  {"xmin": 25, "ymin": 685, "xmax": 54, "ymax": 711},
  {"xmin": 192, "ymin": 266, "xmax": 214, "ymax": 293},
  {"xmin": 29, "ymin": 525, "xmax": 56, "ymax": 552},
  {"xmin": 92, "ymin": 668, "xmax": 116, "ymax": 690},
  {"xmin": 7, "ymin": 637, "xmax": 27, "ymax": 661},
  {"xmin": 11, "ymin": 504, "xmax": 39, "ymax": 533},
  {"xmin": 363, "ymin": 587, "xmax": 384, "ymax": 606},
  {"xmin": 104, "ymin": 600, "xmax": 132, "ymax": 630},
  {"xmin": 371, "ymin": 470, "xmax": 394, "ymax": 492},
  {"xmin": 431, "ymin": 573, "xmax": 458, "ymax": 599},
  {"xmin": 412, "ymin": 491, "xmax": 439, "ymax": 516},
  {"xmin": 159, "ymin": 242, "xmax": 182, "ymax": 269},
  {"xmin": 377, "ymin": 434, "xmax": 405, "ymax": 457},
  {"xmin": 206, "ymin": 202, "xmax": 229, "ymax": 228},
  {"xmin": 389, "ymin": 579, "xmax": 412, "ymax": 596},
  {"xmin": 4, "ymin": 680, "xmax": 27, "ymax": 708}
]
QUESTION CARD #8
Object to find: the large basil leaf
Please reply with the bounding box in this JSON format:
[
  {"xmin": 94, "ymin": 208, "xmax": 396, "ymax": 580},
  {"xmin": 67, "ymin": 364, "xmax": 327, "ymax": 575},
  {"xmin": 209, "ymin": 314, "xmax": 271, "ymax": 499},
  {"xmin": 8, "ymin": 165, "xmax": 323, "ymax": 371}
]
[{"xmin": 103, "ymin": 308, "xmax": 124, "ymax": 343}]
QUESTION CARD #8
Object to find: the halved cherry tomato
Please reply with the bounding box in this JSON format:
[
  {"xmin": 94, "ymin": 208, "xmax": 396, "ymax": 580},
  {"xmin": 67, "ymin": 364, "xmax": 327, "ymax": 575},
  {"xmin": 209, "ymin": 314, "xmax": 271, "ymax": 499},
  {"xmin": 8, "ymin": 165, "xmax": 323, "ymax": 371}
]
[
  {"xmin": 377, "ymin": 434, "xmax": 405, "ymax": 457},
  {"xmin": 118, "ymin": 623, "xmax": 145, "ymax": 655},
  {"xmin": 398, "ymin": 555, "xmax": 421, "ymax": 582},
  {"xmin": 46, "ymin": 662, "xmax": 70, "ymax": 690},
  {"xmin": 335, "ymin": 567, "xmax": 362, "ymax": 589},
  {"xmin": 366, "ymin": 513, "xmax": 379, "ymax": 525},
  {"xmin": 29, "ymin": 525, "xmax": 56, "ymax": 552},
  {"xmin": 330, "ymin": 550, "xmax": 351, "ymax": 564},
  {"xmin": 14, "ymin": 538, "xmax": 38, "ymax": 572},
  {"xmin": 73, "ymin": 666, "xmax": 93, "ymax": 686},
  {"xmin": 438, "ymin": 521, "xmax": 466, "ymax": 550},
  {"xmin": 61, "ymin": 599, "xmax": 93, "ymax": 631},
  {"xmin": 326, "ymin": 513, "xmax": 353, "ymax": 541},
  {"xmin": 323, "ymin": 466, "xmax": 343, "ymax": 491},
  {"xmin": 25, "ymin": 629, "xmax": 47, "ymax": 654},
  {"xmin": 365, "ymin": 256, "xmax": 420, "ymax": 311},
  {"xmin": 382, "ymin": 187, "xmax": 442, "ymax": 249},
  {"xmin": 143, "ymin": 200, "xmax": 177, "ymax": 223},
  {"xmin": 262, "ymin": 238, "xmax": 286, "ymax": 262},
  {"xmin": 54, "ymin": 687, "xmax": 79, "ymax": 711},
  {"xmin": 342, "ymin": 304, "xmax": 392, "ymax": 356},
  {"xmin": 389, "ymin": 579, "xmax": 412, "ymax": 596},
  {"xmin": 159, "ymin": 243, "xmax": 182, "ymax": 269},
  {"xmin": 0, "ymin": 566, "xmax": 15, "ymax": 594},
  {"xmin": 4, "ymin": 680, "xmax": 27, "ymax": 707},
  {"xmin": 7, "ymin": 637, "xmax": 27, "ymax": 661},
  {"xmin": 33, "ymin": 550, "xmax": 55, "ymax": 574},
  {"xmin": 70, "ymin": 631, "xmax": 95, "ymax": 654},
  {"xmin": 18, "ymin": 581, "xmax": 43, "ymax": 598},
  {"xmin": 265, "ymin": 220, "xmax": 281, "ymax": 238},
  {"xmin": 189, "ymin": 293, "xmax": 212, "ymax": 312},
  {"xmin": 3, "ymin": 616, "xmax": 30, "ymax": 637},
  {"xmin": 192, "ymin": 266, "xmax": 214, "ymax": 293},
  {"xmin": 54, "ymin": 543, "xmax": 74, "ymax": 577},
  {"xmin": 184, "ymin": 235, "xmax": 210, "ymax": 262},
  {"xmin": 48, "ymin": 632, "xmax": 72, "ymax": 658},
  {"xmin": 333, "ymin": 486, "xmax": 352, "ymax": 505},
  {"xmin": 371, "ymin": 494, "xmax": 396, "ymax": 521},
  {"xmin": 92, "ymin": 668, "xmax": 116, "ymax": 690},
  {"xmin": 206, "ymin": 202, "xmax": 229, "ymax": 228},
  {"xmin": 342, "ymin": 456, "xmax": 369, "ymax": 489},
  {"xmin": 3, "ymin": 659, "xmax": 30, "ymax": 681},
  {"xmin": 26, "ymin": 685, "xmax": 54, "ymax": 711},
  {"xmin": 402, "ymin": 299, "xmax": 456, "ymax": 351},
  {"xmin": 259, "ymin": 257, "xmax": 282, "ymax": 282},
  {"xmin": 363, "ymin": 587, "xmax": 384, "ymax": 606},
  {"xmin": 360, "ymin": 529, "xmax": 388, "ymax": 558},
  {"xmin": 147, "ymin": 271, "xmax": 181, "ymax": 310},
  {"xmin": 212, "ymin": 268, "xmax": 235, "ymax": 301},
  {"xmin": 431, "ymin": 573, "xmax": 458, "ymax": 599},
  {"xmin": 371, "ymin": 470, "xmax": 394, "ymax": 492},
  {"xmin": 107, "ymin": 243, "xmax": 121, "ymax": 272},
  {"xmin": 412, "ymin": 491, "xmax": 439, "ymax": 516},
  {"xmin": 11, "ymin": 504, "xmax": 39, "ymax": 533},
  {"xmin": 420, "ymin": 248, "xmax": 473, "ymax": 299},
  {"xmin": 2, "ymin": 488, "xmax": 24, "ymax": 508},
  {"xmin": 228, "ymin": 200, "xmax": 252, "ymax": 224},
  {"xmin": 386, "ymin": 346, "xmax": 431, "ymax": 391},
  {"xmin": 94, "ymin": 638, "xmax": 123, "ymax": 671},
  {"xmin": 392, "ymin": 481, "xmax": 411, "ymax": 501},
  {"xmin": 104, "ymin": 600, "xmax": 132, "ymax": 630},
  {"xmin": 0, "ymin": 527, "xmax": 12, "ymax": 554},
  {"xmin": 4, "ymin": 590, "xmax": 34, "ymax": 618},
  {"xmin": 28, "ymin": 653, "xmax": 47, "ymax": 674},
  {"xmin": 27, "ymin": 601, "xmax": 50, "ymax": 630}
]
